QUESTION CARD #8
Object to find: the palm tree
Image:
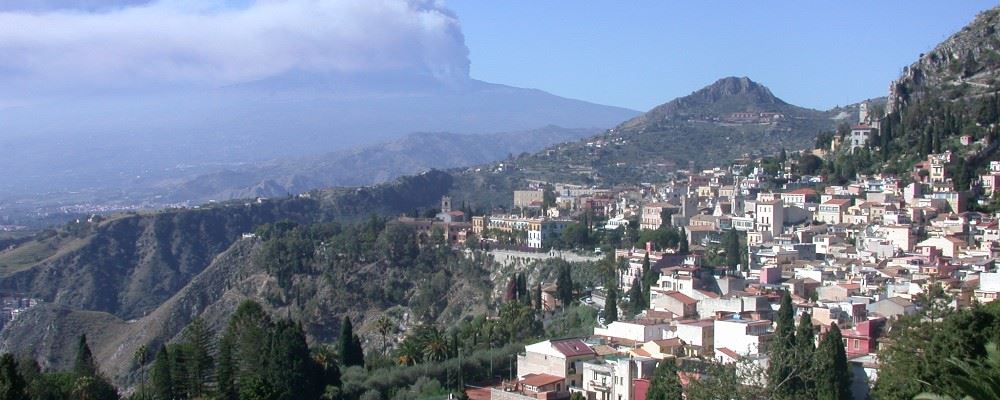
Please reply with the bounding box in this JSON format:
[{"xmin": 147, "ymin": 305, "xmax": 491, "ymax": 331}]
[
  {"xmin": 375, "ymin": 315, "xmax": 395, "ymax": 356},
  {"xmin": 397, "ymin": 339, "xmax": 422, "ymax": 366},
  {"xmin": 423, "ymin": 328, "xmax": 450, "ymax": 362}
]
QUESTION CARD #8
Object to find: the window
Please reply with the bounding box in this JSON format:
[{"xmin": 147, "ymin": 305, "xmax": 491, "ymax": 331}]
[{"xmin": 853, "ymin": 339, "xmax": 860, "ymax": 350}]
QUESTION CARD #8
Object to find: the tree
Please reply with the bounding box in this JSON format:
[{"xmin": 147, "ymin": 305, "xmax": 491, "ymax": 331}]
[
  {"xmin": 627, "ymin": 276, "xmax": 646, "ymax": 316},
  {"xmin": 768, "ymin": 292, "xmax": 797, "ymax": 399},
  {"xmin": 677, "ymin": 227, "xmax": 689, "ymax": 255},
  {"xmin": 556, "ymin": 263, "xmax": 574, "ymax": 307},
  {"xmin": 646, "ymin": 359, "xmax": 682, "ymax": 400},
  {"xmin": 792, "ymin": 312, "xmax": 816, "ymax": 399},
  {"xmin": 267, "ymin": 320, "xmax": 324, "ymax": 400},
  {"xmin": 815, "ymin": 324, "xmax": 851, "ymax": 400},
  {"xmin": 533, "ymin": 282, "xmax": 543, "ymax": 311},
  {"xmin": 338, "ymin": 317, "xmax": 365, "ymax": 368},
  {"xmin": 916, "ymin": 342, "xmax": 1000, "ymax": 400},
  {"xmin": 603, "ymin": 285, "xmax": 619, "ymax": 325},
  {"xmin": 0, "ymin": 354, "xmax": 27, "ymax": 400},
  {"xmin": 724, "ymin": 229, "xmax": 741, "ymax": 271},
  {"xmin": 73, "ymin": 336, "xmax": 98, "ymax": 378},
  {"xmin": 182, "ymin": 318, "xmax": 215, "ymax": 398},
  {"xmin": 71, "ymin": 376, "xmax": 118, "ymax": 400},
  {"xmin": 218, "ymin": 300, "xmax": 273, "ymax": 400},
  {"xmin": 150, "ymin": 346, "xmax": 174, "ymax": 400}
]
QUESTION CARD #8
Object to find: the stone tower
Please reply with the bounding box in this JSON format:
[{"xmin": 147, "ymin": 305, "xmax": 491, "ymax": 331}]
[{"xmin": 441, "ymin": 196, "xmax": 452, "ymax": 213}]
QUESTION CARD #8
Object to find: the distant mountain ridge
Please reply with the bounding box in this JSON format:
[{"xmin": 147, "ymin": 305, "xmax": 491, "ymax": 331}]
[{"xmin": 157, "ymin": 126, "xmax": 598, "ymax": 203}]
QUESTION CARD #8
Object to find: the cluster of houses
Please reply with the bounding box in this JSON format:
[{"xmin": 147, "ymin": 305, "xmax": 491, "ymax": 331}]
[
  {"xmin": 482, "ymin": 115, "xmax": 1000, "ymax": 399},
  {"xmin": 0, "ymin": 295, "xmax": 40, "ymax": 331}
]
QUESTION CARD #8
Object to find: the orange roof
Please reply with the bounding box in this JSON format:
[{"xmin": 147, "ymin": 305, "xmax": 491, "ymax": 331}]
[{"xmin": 519, "ymin": 373, "xmax": 564, "ymax": 387}]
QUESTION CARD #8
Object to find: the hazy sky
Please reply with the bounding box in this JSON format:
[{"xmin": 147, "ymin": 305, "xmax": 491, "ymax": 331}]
[
  {"xmin": 1, "ymin": 1, "xmax": 997, "ymax": 112},
  {"xmin": 449, "ymin": 1, "xmax": 1000, "ymax": 111}
]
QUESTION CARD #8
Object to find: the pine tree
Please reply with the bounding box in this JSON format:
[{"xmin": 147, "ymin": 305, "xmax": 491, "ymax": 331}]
[
  {"xmin": 604, "ymin": 285, "xmax": 619, "ymax": 324},
  {"xmin": 267, "ymin": 320, "xmax": 323, "ymax": 400},
  {"xmin": 768, "ymin": 292, "xmax": 797, "ymax": 399},
  {"xmin": 646, "ymin": 359, "xmax": 682, "ymax": 400},
  {"xmin": 815, "ymin": 324, "xmax": 852, "ymax": 400},
  {"xmin": 73, "ymin": 335, "xmax": 97, "ymax": 378},
  {"xmin": 0, "ymin": 354, "xmax": 27, "ymax": 400},
  {"xmin": 150, "ymin": 346, "xmax": 174, "ymax": 400},
  {"xmin": 182, "ymin": 317, "xmax": 215, "ymax": 398}
]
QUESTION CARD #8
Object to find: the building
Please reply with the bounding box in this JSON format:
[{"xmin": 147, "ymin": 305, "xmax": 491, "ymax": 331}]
[
  {"xmin": 755, "ymin": 199, "xmax": 784, "ymax": 236},
  {"xmin": 818, "ymin": 199, "xmax": 852, "ymax": 225},
  {"xmin": 514, "ymin": 190, "xmax": 545, "ymax": 208},
  {"xmin": 640, "ymin": 202, "xmax": 676, "ymax": 231},
  {"xmin": 849, "ymin": 125, "xmax": 874, "ymax": 152},
  {"xmin": 713, "ymin": 317, "xmax": 772, "ymax": 356},
  {"xmin": 517, "ymin": 339, "xmax": 597, "ymax": 388}
]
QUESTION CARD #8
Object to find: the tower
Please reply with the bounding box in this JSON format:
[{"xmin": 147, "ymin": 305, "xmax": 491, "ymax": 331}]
[{"xmin": 441, "ymin": 196, "xmax": 452, "ymax": 213}]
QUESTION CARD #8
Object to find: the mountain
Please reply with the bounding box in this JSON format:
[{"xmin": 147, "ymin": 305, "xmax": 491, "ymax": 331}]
[
  {"xmin": 156, "ymin": 126, "xmax": 599, "ymax": 203},
  {"xmin": 619, "ymin": 76, "xmax": 814, "ymax": 129},
  {"xmin": 888, "ymin": 7, "xmax": 1000, "ymax": 112},
  {"xmin": 452, "ymin": 76, "xmax": 840, "ymax": 188},
  {"xmin": 0, "ymin": 77, "xmax": 638, "ymax": 201},
  {"xmin": 836, "ymin": 6, "xmax": 1000, "ymax": 187}
]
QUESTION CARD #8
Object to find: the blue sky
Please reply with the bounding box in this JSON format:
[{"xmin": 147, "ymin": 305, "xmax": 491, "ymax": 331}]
[{"xmin": 449, "ymin": 1, "xmax": 999, "ymax": 111}]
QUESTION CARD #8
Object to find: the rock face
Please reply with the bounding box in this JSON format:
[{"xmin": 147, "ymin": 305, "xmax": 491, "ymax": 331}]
[{"xmin": 889, "ymin": 6, "xmax": 1000, "ymax": 111}]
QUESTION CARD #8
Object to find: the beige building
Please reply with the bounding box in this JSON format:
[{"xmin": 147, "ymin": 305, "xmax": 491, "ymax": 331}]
[
  {"xmin": 516, "ymin": 339, "xmax": 597, "ymax": 388},
  {"xmin": 817, "ymin": 199, "xmax": 851, "ymax": 224}
]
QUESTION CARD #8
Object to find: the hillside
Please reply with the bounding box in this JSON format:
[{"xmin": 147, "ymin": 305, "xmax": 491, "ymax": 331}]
[
  {"xmin": 834, "ymin": 6, "xmax": 1000, "ymax": 191},
  {"xmin": 0, "ymin": 171, "xmax": 453, "ymax": 320},
  {"xmin": 889, "ymin": 7, "xmax": 1000, "ymax": 111},
  {"xmin": 445, "ymin": 77, "xmax": 840, "ymax": 188}
]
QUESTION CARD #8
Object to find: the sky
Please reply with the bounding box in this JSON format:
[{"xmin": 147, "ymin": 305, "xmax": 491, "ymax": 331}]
[
  {"xmin": 448, "ymin": 1, "xmax": 1000, "ymax": 111},
  {"xmin": 0, "ymin": 1, "xmax": 997, "ymax": 112}
]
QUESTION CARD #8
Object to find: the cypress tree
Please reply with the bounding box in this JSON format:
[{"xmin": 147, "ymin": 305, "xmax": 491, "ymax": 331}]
[
  {"xmin": 725, "ymin": 229, "xmax": 741, "ymax": 271},
  {"xmin": 793, "ymin": 312, "xmax": 817, "ymax": 399},
  {"xmin": 627, "ymin": 276, "xmax": 646, "ymax": 316},
  {"xmin": 768, "ymin": 292, "xmax": 797, "ymax": 398},
  {"xmin": 603, "ymin": 285, "xmax": 619, "ymax": 324},
  {"xmin": 556, "ymin": 264, "xmax": 574, "ymax": 306},
  {"xmin": 150, "ymin": 346, "xmax": 174, "ymax": 400},
  {"xmin": 677, "ymin": 228, "xmax": 689, "ymax": 255},
  {"xmin": 816, "ymin": 324, "xmax": 852, "ymax": 400},
  {"xmin": 646, "ymin": 359, "xmax": 682, "ymax": 400},
  {"xmin": 339, "ymin": 317, "xmax": 364, "ymax": 367},
  {"xmin": 73, "ymin": 335, "xmax": 97, "ymax": 378},
  {"xmin": 533, "ymin": 282, "xmax": 542, "ymax": 311},
  {"xmin": 0, "ymin": 354, "xmax": 27, "ymax": 400}
]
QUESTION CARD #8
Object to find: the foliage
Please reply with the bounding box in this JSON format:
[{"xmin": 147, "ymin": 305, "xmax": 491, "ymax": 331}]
[
  {"xmin": 815, "ymin": 324, "xmax": 851, "ymax": 400},
  {"xmin": 873, "ymin": 301, "xmax": 1000, "ymax": 400},
  {"xmin": 0, "ymin": 354, "xmax": 27, "ymax": 400},
  {"xmin": 646, "ymin": 359, "xmax": 682, "ymax": 400}
]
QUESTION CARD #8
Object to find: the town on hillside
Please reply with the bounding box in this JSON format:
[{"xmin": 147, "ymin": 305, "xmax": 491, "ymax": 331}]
[{"xmin": 392, "ymin": 106, "xmax": 1000, "ymax": 400}]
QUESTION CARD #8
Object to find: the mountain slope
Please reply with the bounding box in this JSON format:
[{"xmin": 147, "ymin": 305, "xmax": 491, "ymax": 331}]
[
  {"xmin": 889, "ymin": 7, "xmax": 1000, "ymax": 111},
  {"xmin": 459, "ymin": 76, "xmax": 839, "ymax": 187}
]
